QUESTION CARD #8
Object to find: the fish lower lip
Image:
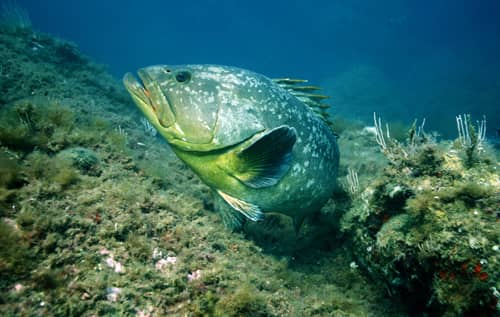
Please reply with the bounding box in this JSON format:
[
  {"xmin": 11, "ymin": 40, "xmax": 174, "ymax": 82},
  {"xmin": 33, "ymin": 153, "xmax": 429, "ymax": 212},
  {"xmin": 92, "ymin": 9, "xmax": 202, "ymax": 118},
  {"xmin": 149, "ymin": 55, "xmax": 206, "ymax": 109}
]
[
  {"xmin": 142, "ymin": 88, "xmax": 156, "ymax": 111},
  {"xmin": 135, "ymin": 77, "xmax": 148, "ymax": 96}
]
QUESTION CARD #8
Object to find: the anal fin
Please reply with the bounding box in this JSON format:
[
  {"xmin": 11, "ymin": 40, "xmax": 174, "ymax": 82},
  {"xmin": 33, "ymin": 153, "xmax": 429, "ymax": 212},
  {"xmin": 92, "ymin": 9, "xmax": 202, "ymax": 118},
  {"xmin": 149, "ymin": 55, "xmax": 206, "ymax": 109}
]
[{"xmin": 213, "ymin": 191, "xmax": 246, "ymax": 230}]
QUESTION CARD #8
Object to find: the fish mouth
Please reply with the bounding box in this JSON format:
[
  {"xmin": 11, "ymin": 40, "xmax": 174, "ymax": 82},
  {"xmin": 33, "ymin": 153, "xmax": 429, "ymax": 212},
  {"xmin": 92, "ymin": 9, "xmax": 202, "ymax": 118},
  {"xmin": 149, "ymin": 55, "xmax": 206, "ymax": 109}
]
[{"xmin": 123, "ymin": 71, "xmax": 175, "ymax": 129}]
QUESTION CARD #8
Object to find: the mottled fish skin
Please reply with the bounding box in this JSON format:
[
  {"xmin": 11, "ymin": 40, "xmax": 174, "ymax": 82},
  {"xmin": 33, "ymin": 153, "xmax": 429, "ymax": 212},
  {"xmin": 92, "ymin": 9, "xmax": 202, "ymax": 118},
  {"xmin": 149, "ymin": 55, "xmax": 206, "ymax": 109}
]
[{"xmin": 123, "ymin": 64, "xmax": 339, "ymax": 230}]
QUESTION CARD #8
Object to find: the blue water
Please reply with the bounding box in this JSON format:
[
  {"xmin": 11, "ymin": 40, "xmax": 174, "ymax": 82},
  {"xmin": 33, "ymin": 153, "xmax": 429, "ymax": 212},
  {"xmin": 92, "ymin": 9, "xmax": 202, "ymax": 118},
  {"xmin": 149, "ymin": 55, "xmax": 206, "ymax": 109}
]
[{"xmin": 18, "ymin": 0, "xmax": 500, "ymax": 137}]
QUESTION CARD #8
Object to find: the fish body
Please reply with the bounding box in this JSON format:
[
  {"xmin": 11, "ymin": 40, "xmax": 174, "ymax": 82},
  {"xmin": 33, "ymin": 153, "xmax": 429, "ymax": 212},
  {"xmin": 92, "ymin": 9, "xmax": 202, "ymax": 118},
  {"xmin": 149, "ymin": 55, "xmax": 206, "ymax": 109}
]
[{"xmin": 123, "ymin": 65, "xmax": 339, "ymax": 229}]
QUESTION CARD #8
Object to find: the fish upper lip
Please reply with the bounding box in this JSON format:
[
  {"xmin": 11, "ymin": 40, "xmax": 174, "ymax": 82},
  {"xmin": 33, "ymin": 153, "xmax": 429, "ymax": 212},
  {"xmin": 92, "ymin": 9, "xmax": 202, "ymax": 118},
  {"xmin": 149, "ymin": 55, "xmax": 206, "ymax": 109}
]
[
  {"xmin": 123, "ymin": 72, "xmax": 152, "ymax": 108},
  {"xmin": 133, "ymin": 70, "xmax": 175, "ymax": 128},
  {"xmin": 136, "ymin": 69, "xmax": 150, "ymax": 89},
  {"xmin": 135, "ymin": 71, "xmax": 155, "ymax": 110}
]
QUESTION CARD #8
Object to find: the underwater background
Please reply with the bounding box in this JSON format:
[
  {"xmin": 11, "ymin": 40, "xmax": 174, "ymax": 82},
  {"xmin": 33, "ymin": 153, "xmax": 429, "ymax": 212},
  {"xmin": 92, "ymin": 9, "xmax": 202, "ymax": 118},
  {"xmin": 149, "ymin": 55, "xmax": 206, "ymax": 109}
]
[
  {"xmin": 1, "ymin": 0, "xmax": 499, "ymax": 316},
  {"xmin": 18, "ymin": 0, "xmax": 500, "ymax": 137}
]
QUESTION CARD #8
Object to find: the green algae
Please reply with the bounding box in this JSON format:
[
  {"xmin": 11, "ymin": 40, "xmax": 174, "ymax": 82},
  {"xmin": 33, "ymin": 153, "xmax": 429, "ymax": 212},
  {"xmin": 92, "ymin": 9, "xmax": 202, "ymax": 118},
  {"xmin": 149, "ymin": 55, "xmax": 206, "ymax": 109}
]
[
  {"xmin": 214, "ymin": 284, "xmax": 268, "ymax": 316},
  {"xmin": 341, "ymin": 119, "xmax": 499, "ymax": 316},
  {"xmin": 0, "ymin": 150, "xmax": 22, "ymax": 215},
  {"xmin": 0, "ymin": 220, "xmax": 34, "ymax": 287},
  {"xmin": 56, "ymin": 147, "xmax": 101, "ymax": 176}
]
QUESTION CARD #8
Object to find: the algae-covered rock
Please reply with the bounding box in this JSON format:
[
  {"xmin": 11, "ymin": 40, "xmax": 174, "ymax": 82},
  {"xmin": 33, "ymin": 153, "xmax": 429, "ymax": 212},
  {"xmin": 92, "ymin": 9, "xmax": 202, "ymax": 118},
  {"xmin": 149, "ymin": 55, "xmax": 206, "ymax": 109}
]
[
  {"xmin": 0, "ymin": 96, "xmax": 76, "ymax": 152},
  {"xmin": 341, "ymin": 120, "xmax": 500, "ymax": 316},
  {"xmin": 214, "ymin": 284, "xmax": 269, "ymax": 316},
  {"xmin": 0, "ymin": 150, "xmax": 21, "ymax": 188},
  {"xmin": 56, "ymin": 147, "xmax": 101, "ymax": 176},
  {"xmin": 0, "ymin": 219, "xmax": 34, "ymax": 290}
]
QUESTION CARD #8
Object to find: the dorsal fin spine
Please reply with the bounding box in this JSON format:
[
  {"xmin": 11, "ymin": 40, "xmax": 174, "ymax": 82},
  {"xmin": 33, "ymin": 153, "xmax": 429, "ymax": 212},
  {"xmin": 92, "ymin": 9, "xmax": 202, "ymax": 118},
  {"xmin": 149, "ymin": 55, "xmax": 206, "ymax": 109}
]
[{"xmin": 273, "ymin": 77, "xmax": 333, "ymax": 126}]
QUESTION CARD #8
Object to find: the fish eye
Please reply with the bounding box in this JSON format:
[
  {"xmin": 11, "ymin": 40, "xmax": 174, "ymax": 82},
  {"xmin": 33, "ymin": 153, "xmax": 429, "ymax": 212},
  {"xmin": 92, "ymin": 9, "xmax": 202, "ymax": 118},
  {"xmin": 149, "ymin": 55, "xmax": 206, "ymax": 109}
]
[{"xmin": 175, "ymin": 71, "xmax": 191, "ymax": 83}]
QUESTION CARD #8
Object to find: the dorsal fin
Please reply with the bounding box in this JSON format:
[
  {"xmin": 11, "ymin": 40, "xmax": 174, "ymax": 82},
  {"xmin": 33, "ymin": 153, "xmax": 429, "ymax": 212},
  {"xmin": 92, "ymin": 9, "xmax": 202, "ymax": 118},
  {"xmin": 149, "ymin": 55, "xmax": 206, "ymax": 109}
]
[{"xmin": 273, "ymin": 78, "xmax": 333, "ymax": 127}]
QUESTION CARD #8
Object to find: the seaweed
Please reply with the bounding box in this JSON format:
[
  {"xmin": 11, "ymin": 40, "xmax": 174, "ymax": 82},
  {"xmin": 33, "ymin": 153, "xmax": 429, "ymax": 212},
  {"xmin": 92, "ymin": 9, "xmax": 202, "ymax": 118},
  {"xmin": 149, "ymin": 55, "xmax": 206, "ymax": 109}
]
[
  {"xmin": 56, "ymin": 147, "xmax": 101, "ymax": 176},
  {"xmin": 214, "ymin": 284, "xmax": 269, "ymax": 316},
  {"xmin": 0, "ymin": 97, "xmax": 76, "ymax": 153},
  {"xmin": 0, "ymin": 220, "xmax": 34, "ymax": 290},
  {"xmin": 0, "ymin": 150, "xmax": 23, "ymax": 215},
  {"xmin": 341, "ymin": 115, "xmax": 499, "ymax": 316}
]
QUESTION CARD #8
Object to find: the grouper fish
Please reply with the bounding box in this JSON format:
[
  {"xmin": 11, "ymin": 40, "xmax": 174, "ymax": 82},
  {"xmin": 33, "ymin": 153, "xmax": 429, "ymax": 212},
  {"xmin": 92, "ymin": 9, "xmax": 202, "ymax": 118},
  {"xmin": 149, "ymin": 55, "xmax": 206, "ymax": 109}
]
[{"xmin": 123, "ymin": 65, "xmax": 339, "ymax": 230}]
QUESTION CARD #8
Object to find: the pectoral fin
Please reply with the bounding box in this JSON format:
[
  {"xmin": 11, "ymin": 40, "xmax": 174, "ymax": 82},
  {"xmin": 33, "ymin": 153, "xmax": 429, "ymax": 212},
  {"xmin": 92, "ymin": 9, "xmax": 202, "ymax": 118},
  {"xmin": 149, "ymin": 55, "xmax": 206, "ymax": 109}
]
[
  {"xmin": 234, "ymin": 125, "xmax": 296, "ymax": 188},
  {"xmin": 217, "ymin": 190, "xmax": 264, "ymax": 222}
]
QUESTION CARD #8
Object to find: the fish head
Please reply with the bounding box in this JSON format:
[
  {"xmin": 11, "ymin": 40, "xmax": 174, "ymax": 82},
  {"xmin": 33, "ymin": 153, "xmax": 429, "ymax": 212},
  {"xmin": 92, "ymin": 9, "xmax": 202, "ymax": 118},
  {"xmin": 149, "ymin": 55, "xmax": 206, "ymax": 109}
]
[{"xmin": 124, "ymin": 65, "xmax": 265, "ymax": 151}]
